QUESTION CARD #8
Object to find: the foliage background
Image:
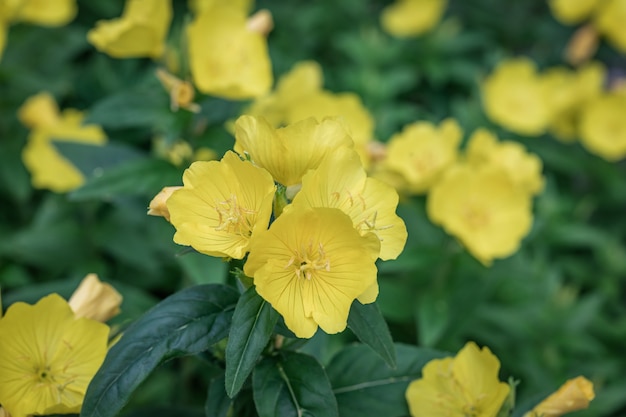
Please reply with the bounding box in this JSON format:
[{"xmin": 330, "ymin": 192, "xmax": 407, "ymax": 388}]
[{"xmin": 1, "ymin": 0, "xmax": 625, "ymax": 416}]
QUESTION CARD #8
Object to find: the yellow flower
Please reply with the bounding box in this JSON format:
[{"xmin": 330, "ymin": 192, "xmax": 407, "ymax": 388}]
[
  {"xmin": 291, "ymin": 147, "xmax": 407, "ymax": 261},
  {"xmin": 466, "ymin": 129, "xmax": 545, "ymax": 195},
  {"xmin": 68, "ymin": 273, "xmax": 123, "ymax": 323},
  {"xmin": 244, "ymin": 206, "xmax": 380, "ymax": 338},
  {"xmin": 87, "ymin": 0, "xmax": 172, "ymax": 59},
  {"xmin": 381, "ymin": 0, "xmax": 447, "ymax": 37},
  {"xmin": 525, "ymin": 376, "xmax": 595, "ymax": 417},
  {"xmin": 548, "ymin": 0, "xmax": 601, "ymax": 25},
  {"xmin": 565, "ymin": 25, "xmax": 599, "ymax": 66},
  {"xmin": 167, "ymin": 151, "xmax": 275, "ymax": 259},
  {"xmin": 189, "ymin": 0, "xmax": 252, "ymax": 15},
  {"xmin": 579, "ymin": 91, "xmax": 626, "ymax": 161},
  {"xmin": 20, "ymin": 95, "xmax": 107, "ymax": 193},
  {"xmin": 147, "ymin": 186, "xmax": 182, "ymax": 221},
  {"xmin": 380, "ymin": 118, "xmax": 462, "ymax": 194},
  {"xmin": 406, "ymin": 342, "xmax": 510, "ymax": 417},
  {"xmin": 187, "ymin": 2, "xmax": 272, "ymax": 99},
  {"xmin": 0, "ymin": 294, "xmax": 109, "ymax": 417},
  {"xmin": 482, "ymin": 58, "xmax": 552, "ymax": 136},
  {"xmin": 543, "ymin": 63, "xmax": 605, "ymax": 141},
  {"xmin": 427, "ymin": 164, "xmax": 533, "ymax": 266},
  {"xmin": 9, "ymin": 0, "xmax": 76, "ymax": 26},
  {"xmin": 594, "ymin": 0, "xmax": 626, "ymax": 53},
  {"xmin": 234, "ymin": 115, "xmax": 354, "ymax": 187}
]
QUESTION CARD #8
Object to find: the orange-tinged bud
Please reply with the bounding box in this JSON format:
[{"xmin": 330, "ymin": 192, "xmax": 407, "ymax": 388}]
[
  {"xmin": 565, "ymin": 24, "xmax": 599, "ymax": 66},
  {"xmin": 526, "ymin": 376, "xmax": 595, "ymax": 417},
  {"xmin": 147, "ymin": 186, "xmax": 182, "ymax": 221},
  {"xmin": 156, "ymin": 68, "xmax": 200, "ymax": 113},
  {"xmin": 68, "ymin": 273, "xmax": 122, "ymax": 322}
]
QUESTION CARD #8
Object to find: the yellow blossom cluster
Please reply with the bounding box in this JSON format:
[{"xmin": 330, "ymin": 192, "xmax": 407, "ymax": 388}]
[
  {"xmin": 150, "ymin": 116, "xmax": 408, "ymax": 338},
  {"xmin": 548, "ymin": 0, "xmax": 626, "ymax": 54},
  {"xmin": 371, "ymin": 119, "xmax": 543, "ymax": 266},
  {"xmin": 0, "ymin": 274, "xmax": 122, "ymax": 417},
  {"xmin": 0, "ymin": 0, "xmax": 76, "ymax": 60},
  {"xmin": 482, "ymin": 57, "xmax": 626, "ymax": 161},
  {"xmin": 406, "ymin": 341, "xmax": 595, "ymax": 417},
  {"xmin": 87, "ymin": 0, "xmax": 272, "ymax": 100}
]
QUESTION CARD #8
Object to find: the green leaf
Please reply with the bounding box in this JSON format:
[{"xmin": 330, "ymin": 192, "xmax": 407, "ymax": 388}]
[
  {"xmin": 81, "ymin": 284, "xmax": 239, "ymax": 417},
  {"xmin": 347, "ymin": 301, "xmax": 396, "ymax": 368},
  {"xmin": 253, "ymin": 352, "xmax": 339, "ymax": 417},
  {"xmin": 53, "ymin": 141, "xmax": 144, "ymax": 177},
  {"xmin": 69, "ymin": 158, "xmax": 183, "ymax": 201},
  {"xmin": 327, "ymin": 344, "xmax": 448, "ymax": 417},
  {"xmin": 206, "ymin": 375, "xmax": 233, "ymax": 417},
  {"xmin": 225, "ymin": 286, "xmax": 279, "ymax": 398},
  {"xmin": 85, "ymin": 89, "xmax": 172, "ymax": 130}
]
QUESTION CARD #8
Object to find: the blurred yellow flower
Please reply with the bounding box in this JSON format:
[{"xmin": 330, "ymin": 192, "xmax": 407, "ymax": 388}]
[
  {"xmin": 167, "ymin": 151, "xmax": 275, "ymax": 259},
  {"xmin": 427, "ymin": 164, "xmax": 533, "ymax": 266},
  {"xmin": 291, "ymin": 147, "xmax": 407, "ymax": 261},
  {"xmin": 88, "ymin": 0, "xmax": 172, "ymax": 59},
  {"xmin": 19, "ymin": 94, "xmax": 107, "ymax": 193},
  {"xmin": 482, "ymin": 58, "xmax": 552, "ymax": 136},
  {"xmin": 466, "ymin": 129, "xmax": 545, "ymax": 195},
  {"xmin": 187, "ymin": 2, "xmax": 272, "ymax": 99},
  {"xmin": 69, "ymin": 273, "xmax": 123, "ymax": 323},
  {"xmin": 147, "ymin": 186, "xmax": 182, "ymax": 221},
  {"xmin": 234, "ymin": 115, "xmax": 354, "ymax": 187},
  {"xmin": 548, "ymin": 0, "xmax": 601, "ymax": 25},
  {"xmin": 381, "ymin": 0, "xmax": 447, "ymax": 37},
  {"xmin": 379, "ymin": 118, "xmax": 462, "ymax": 194},
  {"xmin": 525, "ymin": 376, "xmax": 594, "ymax": 417},
  {"xmin": 565, "ymin": 25, "xmax": 599, "ymax": 66},
  {"xmin": 594, "ymin": 0, "xmax": 626, "ymax": 53},
  {"xmin": 579, "ymin": 91, "xmax": 626, "ymax": 161},
  {"xmin": 10, "ymin": 0, "xmax": 76, "ymax": 26},
  {"xmin": 543, "ymin": 62, "xmax": 605, "ymax": 141},
  {"xmin": 189, "ymin": 0, "xmax": 252, "ymax": 15},
  {"xmin": 406, "ymin": 341, "xmax": 510, "ymax": 417},
  {"xmin": 244, "ymin": 206, "xmax": 380, "ymax": 338},
  {"xmin": 0, "ymin": 294, "xmax": 109, "ymax": 417}
]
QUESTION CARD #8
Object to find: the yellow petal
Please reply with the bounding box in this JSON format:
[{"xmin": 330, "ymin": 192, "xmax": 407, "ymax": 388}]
[
  {"xmin": 12, "ymin": 0, "xmax": 76, "ymax": 26},
  {"xmin": 17, "ymin": 91, "xmax": 60, "ymax": 129},
  {"xmin": 381, "ymin": 0, "xmax": 447, "ymax": 37},
  {"xmin": 147, "ymin": 186, "xmax": 183, "ymax": 221},
  {"xmin": 68, "ymin": 273, "xmax": 123, "ymax": 322}
]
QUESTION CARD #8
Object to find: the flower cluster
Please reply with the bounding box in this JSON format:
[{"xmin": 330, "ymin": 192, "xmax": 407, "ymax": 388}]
[
  {"xmin": 482, "ymin": 57, "xmax": 626, "ymax": 161},
  {"xmin": 406, "ymin": 341, "xmax": 595, "ymax": 417},
  {"xmin": 153, "ymin": 116, "xmax": 407, "ymax": 338},
  {"xmin": 371, "ymin": 119, "xmax": 543, "ymax": 266},
  {"xmin": 0, "ymin": 274, "xmax": 122, "ymax": 417}
]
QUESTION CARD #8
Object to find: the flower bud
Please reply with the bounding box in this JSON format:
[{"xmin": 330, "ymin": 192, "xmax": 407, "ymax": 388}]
[
  {"xmin": 147, "ymin": 186, "xmax": 182, "ymax": 221},
  {"xmin": 526, "ymin": 376, "xmax": 595, "ymax": 417},
  {"xmin": 68, "ymin": 273, "xmax": 122, "ymax": 322}
]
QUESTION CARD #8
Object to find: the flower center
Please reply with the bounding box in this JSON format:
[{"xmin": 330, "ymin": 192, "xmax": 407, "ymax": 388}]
[
  {"xmin": 214, "ymin": 194, "xmax": 256, "ymax": 236},
  {"xmin": 462, "ymin": 204, "xmax": 490, "ymax": 230},
  {"xmin": 285, "ymin": 242, "xmax": 331, "ymax": 280}
]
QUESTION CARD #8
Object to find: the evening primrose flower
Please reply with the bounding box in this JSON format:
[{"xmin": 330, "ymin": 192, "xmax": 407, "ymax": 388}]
[
  {"xmin": 87, "ymin": 0, "xmax": 172, "ymax": 59},
  {"xmin": 187, "ymin": 2, "xmax": 272, "ymax": 99},
  {"xmin": 234, "ymin": 115, "xmax": 354, "ymax": 187},
  {"xmin": 427, "ymin": 164, "xmax": 533, "ymax": 266},
  {"xmin": 579, "ymin": 91, "xmax": 626, "ymax": 161},
  {"xmin": 69, "ymin": 273, "xmax": 123, "ymax": 323},
  {"xmin": 291, "ymin": 147, "xmax": 407, "ymax": 260},
  {"xmin": 466, "ymin": 129, "xmax": 545, "ymax": 195},
  {"xmin": 381, "ymin": 0, "xmax": 447, "ymax": 37},
  {"xmin": 482, "ymin": 58, "xmax": 552, "ymax": 136},
  {"xmin": 244, "ymin": 206, "xmax": 380, "ymax": 338},
  {"xmin": 594, "ymin": 0, "xmax": 626, "ymax": 53},
  {"xmin": 19, "ymin": 94, "xmax": 107, "ymax": 193},
  {"xmin": 525, "ymin": 377, "xmax": 595, "ymax": 417},
  {"xmin": 406, "ymin": 342, "xmax": 510, "ymax": 417},
  {"xmin": 0, "ymin": 294, "xmax": 109, "ymax": 417},
  {"xmin": 379, "ymin": 118, "xmax": 462, "ymax": 194},
  {"xmin": 167, "ymin": 151, "xmax": 275, "ymax": 259},
  {"xmin": 548, "ymin": 0, "xmax": 601, "ymax": 25}
]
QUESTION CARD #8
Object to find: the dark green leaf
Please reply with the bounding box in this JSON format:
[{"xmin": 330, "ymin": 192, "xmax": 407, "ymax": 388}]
[
  {"xmin": 206, "ymin": 375, "xmax": 232, "ymax": 417},
  {"xmin": 81, "ymin": 284, "xmax": 239, "ymax": 417},
  {"xmin": 225, "ymin": 286, "xmax": 279, "ymax": 398},
  {"xmin": 85, "ymin": 89, "xmax": 171, "ymax": 129},
  {"xmin": 327, "ymin": 344, "xmax": 448, "ymax": 417},
  {"xmin": 69, "ymin": 158, "xmax": 183, "ymax": 201},
  {"xmin": 253, "ymin": 352, "xmax": 339, "ymax": 417},
  {"xmin": 347, "ymin": 301, "xmax": 396, "ymax": 368},
  {"xmin": 53, "ymin": 141, "xmax": 144, "ymax": 177},
  {"xmin": 121, "ymin": 406, "xmax": 204, "ymax": 417}
]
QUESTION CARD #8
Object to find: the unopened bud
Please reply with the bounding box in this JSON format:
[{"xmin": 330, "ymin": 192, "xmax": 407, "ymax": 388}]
[
  {"xmin": 526, "ymin": 376, "xmax": 595, "ymax": 417},
  {"xmin": 246, "ymin": 9, "xmax": 274, "ymax": 36},
  {"xmin": 565, "ymin": 25, "xmax": 599, "ymax": 67},
  {"xmin": 148, "ymin": 186, "xmax": 182, "ymax": 221},
  {"xmin": 69, "ymin": 273, "xmax": 123, "ymax": 322}
]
